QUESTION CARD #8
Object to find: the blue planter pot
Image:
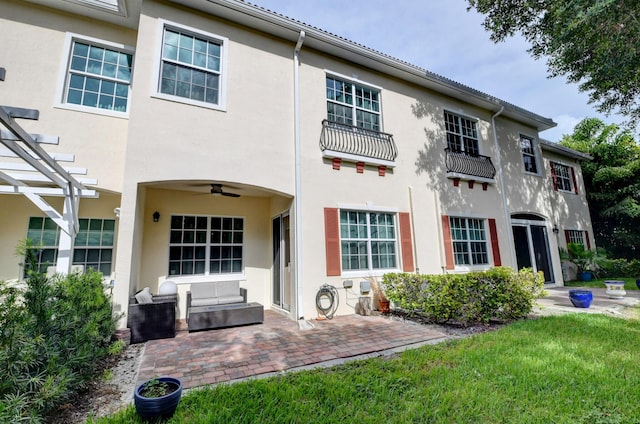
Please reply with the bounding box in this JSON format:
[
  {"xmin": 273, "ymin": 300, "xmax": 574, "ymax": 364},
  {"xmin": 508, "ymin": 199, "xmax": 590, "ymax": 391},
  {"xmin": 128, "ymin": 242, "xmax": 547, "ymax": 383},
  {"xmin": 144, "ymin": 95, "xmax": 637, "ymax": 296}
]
[
  {"xmin": 578, "ymin": 272, "xmax": 593, "ymax": 282},
  {"xmin": 636, "ymin": 279, "xmax": 640, "ymax": 290},
  {"xmin": 569, "ymin": 290, "xmax": 593, "ymax": 308},
  {"xmin": 134, "ymin": 376, "xmax": 182, "ymax": 421}
]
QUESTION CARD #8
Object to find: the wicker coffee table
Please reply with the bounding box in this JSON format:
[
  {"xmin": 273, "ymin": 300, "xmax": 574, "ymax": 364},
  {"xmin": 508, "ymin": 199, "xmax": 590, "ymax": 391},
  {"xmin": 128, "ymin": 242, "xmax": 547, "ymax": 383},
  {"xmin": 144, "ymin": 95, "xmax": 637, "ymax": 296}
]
[{"xmin": 187, "ymin": 302, "xmax": 264, "ymax": 332}]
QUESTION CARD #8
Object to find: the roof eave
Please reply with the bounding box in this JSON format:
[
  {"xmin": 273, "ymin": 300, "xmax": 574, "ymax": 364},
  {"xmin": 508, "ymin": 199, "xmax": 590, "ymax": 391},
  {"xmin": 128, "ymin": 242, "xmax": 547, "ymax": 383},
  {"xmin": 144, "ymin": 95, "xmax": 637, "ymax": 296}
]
[{"xmin": 169, "ymin": 0, "xmax": 556, "ymax": 131}]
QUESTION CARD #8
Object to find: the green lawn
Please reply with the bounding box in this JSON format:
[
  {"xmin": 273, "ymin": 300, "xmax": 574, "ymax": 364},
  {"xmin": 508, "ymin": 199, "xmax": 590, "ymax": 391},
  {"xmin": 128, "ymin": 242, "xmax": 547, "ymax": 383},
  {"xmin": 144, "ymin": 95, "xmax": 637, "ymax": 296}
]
[
  {"xmin": 92, "ymin": 312, "xmax": 640, "ymax": 424},
  {"xmin": 564, "ymin": 277, "xmax": 638, "ymax": 291}
]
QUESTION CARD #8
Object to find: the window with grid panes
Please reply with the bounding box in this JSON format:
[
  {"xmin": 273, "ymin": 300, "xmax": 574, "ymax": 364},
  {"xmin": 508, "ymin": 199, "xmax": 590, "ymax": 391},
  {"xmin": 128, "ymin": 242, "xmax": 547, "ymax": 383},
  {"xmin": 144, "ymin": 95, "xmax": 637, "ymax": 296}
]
[
  {"xmin": 567, "ymin": 230, "xmax": 585, "ymax": 247},
  {"xmin": 65, "ymin": 39, "xmax": 132, "ymax": 112},
  {"xmin": 169, "ymin": 215, "xmax": 243, "ymax": 276},
  {"xmin": 326, "ymin": 76, "xmax": 381, "ymax": 131},
  {"xmin": 552, "ymin": 162, "xmax": 573, "ymax": 192},
  {"xmin": 25, "ymin": 217, "xmax": 115, "ymax": 275},
  {"xmin": 520, "ymin": 135, "xmax": 538, "ymax": 173},
  {"xmin": 159, "ymin": 26, "xmax": 223, "ymax": 105},
  {"xmin": 444, "ymin": 111, "xmax": 479, "ymax": 156},
  {"xmin": 340, "ymin": 210, "xmax": 397, "ymax": 271},
  {"xmin": 449, "ymin": 217, "xmax": 489, "ymax": 266}
]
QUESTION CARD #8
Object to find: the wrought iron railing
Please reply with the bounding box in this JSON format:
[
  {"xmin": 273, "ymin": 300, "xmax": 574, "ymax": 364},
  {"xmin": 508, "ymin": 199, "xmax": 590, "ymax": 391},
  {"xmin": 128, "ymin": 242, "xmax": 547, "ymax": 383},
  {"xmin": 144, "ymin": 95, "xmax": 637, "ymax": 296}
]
[
  {"xmin": 445, "ymin": 148, "xmax": 496, "ymax": 179},
  {"xmin": 319, "ymin": 120, "xmax": 398, "ymax": 162}
]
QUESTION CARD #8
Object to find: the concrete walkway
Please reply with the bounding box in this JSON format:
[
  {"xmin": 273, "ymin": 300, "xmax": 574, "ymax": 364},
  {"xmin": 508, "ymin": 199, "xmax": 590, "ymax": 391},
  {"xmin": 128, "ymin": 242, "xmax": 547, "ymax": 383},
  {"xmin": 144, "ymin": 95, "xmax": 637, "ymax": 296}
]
[
  {"xmin": 137, "ymin": 311, "xmax": 448, "ymax": 389},
  {"xmin": 533, "ymin": 286, "xmax": 640, "ymax": 317}
]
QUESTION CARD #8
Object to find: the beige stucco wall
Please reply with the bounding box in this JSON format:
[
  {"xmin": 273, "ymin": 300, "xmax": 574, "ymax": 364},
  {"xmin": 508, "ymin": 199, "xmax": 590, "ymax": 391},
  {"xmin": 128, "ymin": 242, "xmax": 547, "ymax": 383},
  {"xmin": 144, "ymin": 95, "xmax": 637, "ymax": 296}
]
[
  {"xmin": 0, "ymin": 192, "xmax": 121, "ymax": 281},
  {"xmin": 1, "ymin": 0, "xmax": 133, "ymax": 193}
]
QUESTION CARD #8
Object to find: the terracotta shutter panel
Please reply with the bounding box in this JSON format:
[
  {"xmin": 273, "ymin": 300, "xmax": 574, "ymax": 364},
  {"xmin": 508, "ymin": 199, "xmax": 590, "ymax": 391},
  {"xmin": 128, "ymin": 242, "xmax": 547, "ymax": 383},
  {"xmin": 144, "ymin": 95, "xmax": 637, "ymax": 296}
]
[
  {"xmin": 585, "ymin": 231, "xmax": 591, "ymax": 250},
  {"xmin": 398, "ymin": 212, "xmax": 414, "ymax": 272},
  {"xmin": 324, "ymin": 208, "xmax": 341, "ymax": 276},
  {"xmin": 570, "ymin": 166, "xmax": 579, "ymax": 194},
  {"xmin": 488, "ymin": 218, "xmax": 502, "ymax": 266},
  {"xmin": 564, "ymin": 230, "xmax": 571, "ymax": 245},
  {"xmin": 550, "ymin": 161, "xmax": 559, "ymax": 191},
  {"xmin": 442, "ymin": 215, "xmax": 455, "ymax": 270}
]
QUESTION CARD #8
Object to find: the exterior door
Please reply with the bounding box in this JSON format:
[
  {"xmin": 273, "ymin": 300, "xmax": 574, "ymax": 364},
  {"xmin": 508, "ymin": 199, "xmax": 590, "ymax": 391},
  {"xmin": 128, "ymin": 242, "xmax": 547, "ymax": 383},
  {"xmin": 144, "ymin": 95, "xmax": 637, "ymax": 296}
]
[
  {"xmin": 512, "ymin": 219, "xmax": 554, "ymax": 283},
  {"xmin": 272, "ymin": 214, "xmax": 291, "ymax": 311}
]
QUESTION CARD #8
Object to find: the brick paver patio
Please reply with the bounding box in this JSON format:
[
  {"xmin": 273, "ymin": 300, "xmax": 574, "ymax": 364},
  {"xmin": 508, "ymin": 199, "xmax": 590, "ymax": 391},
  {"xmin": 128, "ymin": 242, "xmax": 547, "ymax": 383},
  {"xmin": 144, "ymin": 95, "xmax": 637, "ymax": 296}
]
[{"xmin": 137, "ymin": 311, "xmax": 447, "ymax": 389}]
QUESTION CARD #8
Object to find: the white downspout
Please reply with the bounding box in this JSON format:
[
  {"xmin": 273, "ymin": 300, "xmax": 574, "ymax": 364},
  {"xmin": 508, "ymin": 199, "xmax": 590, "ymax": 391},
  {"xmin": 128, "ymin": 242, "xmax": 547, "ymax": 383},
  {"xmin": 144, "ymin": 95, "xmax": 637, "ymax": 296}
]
[
  {"xmin": 408, "ymin": 186, "xmax": 419, "ymax": 273},
  {"xmin": 294, "ymin": 31, "xmax": 305, "ymax": 320},
  {"xmin": 491, "ymin": 106, "xmax": 515, "ymax": 265}
]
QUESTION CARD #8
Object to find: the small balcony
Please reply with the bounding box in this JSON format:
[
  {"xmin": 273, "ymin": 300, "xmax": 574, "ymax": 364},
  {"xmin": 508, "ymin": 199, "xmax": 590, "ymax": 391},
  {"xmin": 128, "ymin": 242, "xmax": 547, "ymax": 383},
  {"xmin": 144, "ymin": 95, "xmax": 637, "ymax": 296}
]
[
  {"xmin": 445, "ymin": 148, "xmax": 496, "ymax": 181},
  {"xmin": 319, "ymin": 120, "xmax": 398, "ymax": 167}
]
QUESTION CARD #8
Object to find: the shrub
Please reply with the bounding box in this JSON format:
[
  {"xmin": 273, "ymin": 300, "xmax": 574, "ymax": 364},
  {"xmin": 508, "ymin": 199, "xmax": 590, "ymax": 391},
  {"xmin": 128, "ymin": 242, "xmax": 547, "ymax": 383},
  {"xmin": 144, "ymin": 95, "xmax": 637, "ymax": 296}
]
[
  {"xmin": 383, "ymin": 267, "xmax": 545, "ymax": 326},
  {"xmin": 0, "ymin": 265, "xmax": 118, "ymax": 423}
]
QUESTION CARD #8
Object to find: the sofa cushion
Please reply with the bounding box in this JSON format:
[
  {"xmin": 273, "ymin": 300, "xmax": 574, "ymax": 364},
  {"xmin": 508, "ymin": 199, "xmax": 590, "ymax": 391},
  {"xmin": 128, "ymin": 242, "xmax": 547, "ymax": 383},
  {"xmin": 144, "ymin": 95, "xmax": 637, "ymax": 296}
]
[
  {"xmin": 135, "ymin": 287, "xmax": 153, "ymax": 304},
  {"xmin": 190, "ymin": 282, "xmax": 217, "ymax": 299},
  {"xmin": 191, "ymin": 297, "xmax": 220, "ymax": 307},
  {"xmin": 217, "ymin": 295, "xmax": 245, "ymax": 305},
  {"xmin": 216, "ymin": 281, "xmax": 240, "ymax": 297}
]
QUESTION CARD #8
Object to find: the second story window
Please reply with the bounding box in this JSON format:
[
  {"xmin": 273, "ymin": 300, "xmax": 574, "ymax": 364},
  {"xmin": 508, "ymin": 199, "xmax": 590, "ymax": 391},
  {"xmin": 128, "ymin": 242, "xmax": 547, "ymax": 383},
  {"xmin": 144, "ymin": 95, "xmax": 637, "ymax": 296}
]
[
  {"xmin": 326, "ymin": 76, "xmax": 380, "ymax": 131},
  {"xmin": 551, "ymin": 162, "xmax": 576, "ymax": 193},
  {"xmin": 444, "ymin": 111, "xmax": 479, "ymax": 156},
  {"xmin": 157, "ymin": 21, "xmax": 227, "ymax": 109},
  {"xmin": 520, "ymin": 135, "xmax": 538, "ymax": 173},
  {"xmin": 63, "ymin": 37, "xmax": 133, "ymax": 114}
]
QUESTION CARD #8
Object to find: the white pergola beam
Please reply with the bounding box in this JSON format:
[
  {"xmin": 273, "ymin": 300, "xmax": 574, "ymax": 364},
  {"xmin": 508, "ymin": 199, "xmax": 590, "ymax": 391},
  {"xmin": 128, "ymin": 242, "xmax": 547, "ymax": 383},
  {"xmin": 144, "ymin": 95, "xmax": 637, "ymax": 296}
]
[
  {"xmin": 0, "ymin": 162, "xmax": 87, "ymax": 174},
  {"xmin": 0, "ymin": 185, "xmax": 98, "ymax": 197},
  {"xmin": 0, "ymin": 129, "xmax": 59, "ymax": 145},
  {"xmin": 0, "ymin": 149, "xmax": 74, "ymax": 162}
]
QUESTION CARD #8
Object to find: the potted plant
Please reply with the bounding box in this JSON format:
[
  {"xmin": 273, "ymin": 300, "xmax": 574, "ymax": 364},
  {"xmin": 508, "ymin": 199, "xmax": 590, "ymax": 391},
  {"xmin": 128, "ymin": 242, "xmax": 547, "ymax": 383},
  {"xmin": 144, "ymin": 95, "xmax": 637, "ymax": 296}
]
[
  {"xmin": 565, "ymin": 243, "xmax": 597, "ymax": 281},
  {"xmin": 370, "ymin": 278, "xmax": 390, "ymax": 313},
  {"xmin": 134, "ymin": 376, "xmax": 182, "ymax": 421}
]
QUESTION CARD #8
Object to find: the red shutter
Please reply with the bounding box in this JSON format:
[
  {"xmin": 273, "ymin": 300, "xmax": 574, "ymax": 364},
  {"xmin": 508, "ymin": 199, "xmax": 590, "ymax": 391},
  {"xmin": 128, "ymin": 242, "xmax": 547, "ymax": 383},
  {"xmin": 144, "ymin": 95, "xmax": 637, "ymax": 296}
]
[
  {"xmin": 570, "ymin": 166, "xmax": 579, "ymax": 194},
  {"xmin": 564, "ymin": 230, "xmax": 571, "ymax": 245},
  {"xmin": 585, "ymin": 231, "xmax": 591, "ymax": 250},
  {"xmin": 324, "ymin": 208, "xmax": 341, "ymax": 276},
  {"xmin": 488, "ymin": 218, "xmax": 502, "ymax": 266},
  {"xmin": 399, "ymin": 212, "xmax": 414, "ymax": 272},
  {"xmin": 550, "ymin": 161, "xmax": 559, "ymax": 191},
  {"xmin": 442, "ymin": 215, "xmax": 455, "ymax": 270}
]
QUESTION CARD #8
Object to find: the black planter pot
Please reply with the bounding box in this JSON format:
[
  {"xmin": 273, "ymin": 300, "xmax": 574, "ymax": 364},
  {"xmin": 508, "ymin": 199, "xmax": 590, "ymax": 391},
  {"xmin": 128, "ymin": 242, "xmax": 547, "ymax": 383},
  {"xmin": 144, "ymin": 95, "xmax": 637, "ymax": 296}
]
[
  {"xmin": 568, "ymin": 290, "xmax": 593, "ymax": 308},
  {"xmin": 134, "ymin": 376, "xmax": 182, "ymax": 421}
]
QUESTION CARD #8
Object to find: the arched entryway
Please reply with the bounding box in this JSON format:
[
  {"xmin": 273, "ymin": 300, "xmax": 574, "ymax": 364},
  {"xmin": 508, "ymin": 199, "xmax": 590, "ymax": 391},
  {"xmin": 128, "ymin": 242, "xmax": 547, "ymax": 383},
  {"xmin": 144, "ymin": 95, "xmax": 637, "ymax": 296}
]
[{"xmin": 511, "ymin": 213, "xmax": 554, "ymax": 283}]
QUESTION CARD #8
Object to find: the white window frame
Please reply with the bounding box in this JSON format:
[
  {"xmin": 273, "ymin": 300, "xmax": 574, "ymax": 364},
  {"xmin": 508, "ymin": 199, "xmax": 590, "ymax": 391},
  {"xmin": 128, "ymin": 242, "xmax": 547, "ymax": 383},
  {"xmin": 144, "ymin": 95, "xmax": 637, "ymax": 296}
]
[
  {"xmin": 325, "ymin": 71, "xmax": 383, "ymax": 132},
  {"xmin": 566, "ymin": 230, "xmax": 586, "ymax": 248},
  {"xmin": 168, "ymin": 214, "xmax": 244, "ymax": 279},
  {"xmin": 25, "ymin": 216, "xmax": 115, "ymax": 276},
  {"xmin": 520, "ymin": 134, "xmax": 540, "ymax": 174},
  {"xmin": 56, "ymin": 32, "xmax": 134, "ymax": 118},
  {"xmin": 338, "ymin": 209, "xmax": 400, "ymax": 277},
  {"xmin": 152, "ymin": 19, "xmax": 228, "ymax": 111},
  {"xmin": 449, "ymin": 216, "xmax": 490, "ymax": 268},
  {"xmin": 552, "ymin": 162, "xmax": 574, "ymax": 192},
  {"xmin": 444, "ymin": 110, "xmax": 480, "ymax": 156}
]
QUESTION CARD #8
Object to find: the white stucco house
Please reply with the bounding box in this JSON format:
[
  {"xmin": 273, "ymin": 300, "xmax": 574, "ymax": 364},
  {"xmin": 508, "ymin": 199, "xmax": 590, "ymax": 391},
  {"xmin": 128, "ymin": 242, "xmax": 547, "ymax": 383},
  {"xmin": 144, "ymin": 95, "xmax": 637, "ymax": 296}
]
[{"xmin": 0, "ymin": 0, "xmax": 594, "ymax": 328}]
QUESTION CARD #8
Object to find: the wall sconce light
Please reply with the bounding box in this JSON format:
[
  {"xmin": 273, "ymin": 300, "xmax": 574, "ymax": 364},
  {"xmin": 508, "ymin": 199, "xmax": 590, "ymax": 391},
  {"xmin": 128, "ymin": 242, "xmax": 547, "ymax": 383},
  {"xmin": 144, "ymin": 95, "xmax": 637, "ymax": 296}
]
[
  {"xmin": 153, "ymin": 211, "xmax": 160, "ymax": 222},
  {"xmin": 552, "ymin": 226, "xmax": 559, "ymax": 235}
]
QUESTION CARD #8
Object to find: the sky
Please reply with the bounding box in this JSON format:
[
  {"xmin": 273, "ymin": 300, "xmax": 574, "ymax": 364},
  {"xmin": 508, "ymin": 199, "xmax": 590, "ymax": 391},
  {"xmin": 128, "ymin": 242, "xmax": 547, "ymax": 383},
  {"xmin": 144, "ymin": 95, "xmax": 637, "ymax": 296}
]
[{"xmin": 248, "ymin": 0, "xmax": 624, "ymax": 142}]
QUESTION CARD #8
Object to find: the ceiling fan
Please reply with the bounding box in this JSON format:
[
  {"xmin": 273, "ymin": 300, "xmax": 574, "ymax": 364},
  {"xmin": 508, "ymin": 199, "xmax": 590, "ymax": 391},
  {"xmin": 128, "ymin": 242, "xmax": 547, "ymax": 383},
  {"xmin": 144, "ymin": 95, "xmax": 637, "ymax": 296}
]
[{"xmin": 209, "ymin": 183, "xmax": 240, "ymax": 197}]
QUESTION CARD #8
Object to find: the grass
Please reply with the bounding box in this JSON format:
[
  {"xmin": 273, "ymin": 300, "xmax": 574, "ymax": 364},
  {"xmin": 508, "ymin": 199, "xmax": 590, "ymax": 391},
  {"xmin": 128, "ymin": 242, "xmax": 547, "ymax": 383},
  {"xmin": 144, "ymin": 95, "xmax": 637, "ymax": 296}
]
[
  {"xmin": 564, "ymin": 277, "xmax": 638, "ymax": 291},
  {"xmin": 92, "ymin": 312, "xmax": 640, "ymax": 424}
]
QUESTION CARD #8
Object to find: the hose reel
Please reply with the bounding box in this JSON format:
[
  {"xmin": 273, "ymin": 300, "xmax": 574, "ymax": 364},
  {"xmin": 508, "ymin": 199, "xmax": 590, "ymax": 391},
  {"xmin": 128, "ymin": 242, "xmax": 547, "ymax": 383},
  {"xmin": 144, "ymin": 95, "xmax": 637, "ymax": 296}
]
[{"xmin": 316, "ymin": 284, "xmax": 339, "ymax": 319}]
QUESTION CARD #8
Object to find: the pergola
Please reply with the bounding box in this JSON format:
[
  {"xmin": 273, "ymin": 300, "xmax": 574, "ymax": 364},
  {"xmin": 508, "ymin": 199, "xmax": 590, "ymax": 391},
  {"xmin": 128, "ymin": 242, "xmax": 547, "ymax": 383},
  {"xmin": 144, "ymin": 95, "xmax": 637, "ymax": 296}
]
[{"xmin": 0, "ymin": 67, "xmax": 98, "ymax": 275}]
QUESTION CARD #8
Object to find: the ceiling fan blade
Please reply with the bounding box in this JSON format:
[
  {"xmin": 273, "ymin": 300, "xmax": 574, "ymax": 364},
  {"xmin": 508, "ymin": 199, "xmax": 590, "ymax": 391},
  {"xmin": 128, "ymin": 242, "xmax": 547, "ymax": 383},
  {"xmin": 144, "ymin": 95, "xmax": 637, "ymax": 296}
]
[{"xmin": 222, "ymin": 192, "xmax": 240, "ymax": 198}]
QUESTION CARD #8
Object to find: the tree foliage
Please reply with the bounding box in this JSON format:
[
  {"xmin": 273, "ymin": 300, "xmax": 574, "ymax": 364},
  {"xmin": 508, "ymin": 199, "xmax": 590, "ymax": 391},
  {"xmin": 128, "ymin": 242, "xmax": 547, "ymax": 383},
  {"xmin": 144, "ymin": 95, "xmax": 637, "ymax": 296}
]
[
  {"xmin": 467, "ymin": 0, "xmax": 640, "ymax": 127},
  {"xmin": 560, "ymin": 118, "xmax": 640, "ymax": 259}
]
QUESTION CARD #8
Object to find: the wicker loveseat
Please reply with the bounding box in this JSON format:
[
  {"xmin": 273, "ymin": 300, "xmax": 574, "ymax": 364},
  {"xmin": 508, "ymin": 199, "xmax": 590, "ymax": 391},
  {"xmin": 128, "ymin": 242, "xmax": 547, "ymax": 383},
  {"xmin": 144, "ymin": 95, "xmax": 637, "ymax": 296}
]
[
  {"xmin": 186, "ymin": 281, "xmax": 263, "ymax": 331},
  {"xmin": 127, "ymin": 293, "xmax": 177, "ymax": 344}
]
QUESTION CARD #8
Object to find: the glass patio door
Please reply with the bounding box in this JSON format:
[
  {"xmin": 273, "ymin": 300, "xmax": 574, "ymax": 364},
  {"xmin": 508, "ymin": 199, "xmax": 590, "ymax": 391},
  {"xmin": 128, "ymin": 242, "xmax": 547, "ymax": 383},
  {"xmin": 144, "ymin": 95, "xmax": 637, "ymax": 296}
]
[
  {"xmin": 512, "ymin": 219, "xmax": 554, "ymax": 283},
  {"xmin": 272, "ymin": 214, "xmax": 291, "ymax": 311}
]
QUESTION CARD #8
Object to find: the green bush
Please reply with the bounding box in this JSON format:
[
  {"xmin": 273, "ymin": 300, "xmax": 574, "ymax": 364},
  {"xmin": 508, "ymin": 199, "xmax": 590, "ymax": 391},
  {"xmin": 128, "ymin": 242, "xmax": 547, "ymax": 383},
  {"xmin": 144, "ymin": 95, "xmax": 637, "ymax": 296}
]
[
  {"xmin": 0, "ymin": 266, "xmax": 118, "ymax": 423},
  {"xmin": 383, "ymin": 267, "xmax": 545, "ymax": 326},
  {"xmin": 597, "ymin": 257, "xmax": 640, "ymax": 278}
]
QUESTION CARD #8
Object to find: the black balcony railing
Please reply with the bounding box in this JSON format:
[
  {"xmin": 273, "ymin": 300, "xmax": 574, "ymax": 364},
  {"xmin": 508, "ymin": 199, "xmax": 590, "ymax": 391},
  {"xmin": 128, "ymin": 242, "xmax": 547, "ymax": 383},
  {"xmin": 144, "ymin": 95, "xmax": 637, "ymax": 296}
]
[
  {"xmin": 445, "ymin": 148, "xmax": 496, "ymax": 179},
  {"xmin": 320, "ymin": 120, "xmax": 398, "ymax": 162}
]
